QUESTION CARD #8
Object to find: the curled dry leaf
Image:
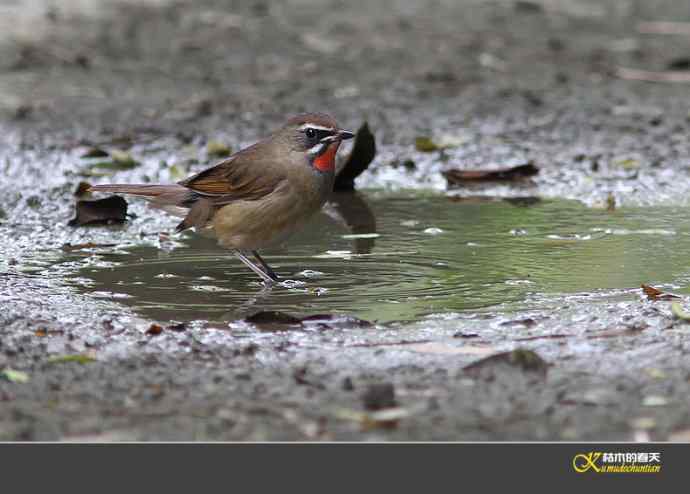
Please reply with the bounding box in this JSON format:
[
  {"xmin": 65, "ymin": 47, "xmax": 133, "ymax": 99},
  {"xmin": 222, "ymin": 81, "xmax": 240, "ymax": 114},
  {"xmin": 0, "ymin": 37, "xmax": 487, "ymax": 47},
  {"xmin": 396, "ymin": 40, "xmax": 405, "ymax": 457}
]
[
  {"xmin": 80, "ymin": 147, "xmax": 109, "ymax": 159},
  {"xmin": 245, "ymin": 311, "xmax": 373, "ymax": 331},
  {"xmin": 334, "ymin": 122, "xmax": 376, "ymax": 191},
  {"xmin": 69, "ymin": 196, "xmax": 128, "ymax": 226},
  {"xmin": 443, "ymin": 162, "xmax": 539, "ymax": 186},
  {"xmin": 641, "ymin": 284, "xmax": 680, "ymax": 300}
]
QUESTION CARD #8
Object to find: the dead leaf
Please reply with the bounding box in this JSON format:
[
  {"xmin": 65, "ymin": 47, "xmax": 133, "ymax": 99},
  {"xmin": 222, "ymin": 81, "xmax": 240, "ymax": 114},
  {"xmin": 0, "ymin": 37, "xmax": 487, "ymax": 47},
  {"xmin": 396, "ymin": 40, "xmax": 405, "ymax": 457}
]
[
  {"xmin": 74, "ymin": 181, "xmax": 92, "ymax": 196},
  {"xmin": 80, "ymin": 147, "xmax": 109, "ymax": 159},
  {"xmin": 671, "ymin": 302, "xmax": 690, "ymax": 321},
  {"xmin": 207, "ymin": 140, "xmax": 232, "ymax": 158},
  {"xmin": 245, "ymin": 311, "xmax": 302, "ymax": 326},
  {"xmin": 167, "ymin": 322, "xmax": 187, "ymax": 332},
  {"xmin": 300, "ymin": 314, "xmax": 373, "ymax": 329},
  {"xmin": 334, "ymin": 122, "xmax": 376, "ymax": 191},
  {"xmin": 146, "ymin": 323, "xmax": 163, "ymax": 335},
  {"xmin": 1, "ymin": 368, "xmax": 29, "ymax": 383},
  {"xmin": 500, "ymin": 318, "xmax": 538, "ymax": 328},
  {"xmin": 443, "ymin": 162, "xmax": 539, "ymax": 186},
  {"xmin": 83, "ymin": 149, "xmax": 140, "ymax": 173},
  {"xmin": 69, "ymin": 196, "xmax": 128, "ymax": 226},
  {"xmin": 244, "ymin": 311, "xmax": 372, "ymax": 331},
  {"xmin": 464, "ymin": 348, "xmax": 549, "ymax": 377},
  {"xmin": 641, "ymin": 284, "xmax": 680, "ymax": 300},
  {"xmin": 415, "ymin": 136, "xmax": 440, "ymax": 152},
  {"xmin": 47, "ymin": 354, "xmax": 97, "ymax": 365}
]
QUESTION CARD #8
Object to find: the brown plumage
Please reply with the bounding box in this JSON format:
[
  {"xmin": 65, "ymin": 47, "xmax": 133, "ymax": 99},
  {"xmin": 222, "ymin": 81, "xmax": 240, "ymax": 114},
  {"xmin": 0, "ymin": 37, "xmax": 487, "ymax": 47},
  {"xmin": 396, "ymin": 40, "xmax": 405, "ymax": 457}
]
[{"xmin": 88, "ymin": 113, "xmax": 354, "ymax": 283}]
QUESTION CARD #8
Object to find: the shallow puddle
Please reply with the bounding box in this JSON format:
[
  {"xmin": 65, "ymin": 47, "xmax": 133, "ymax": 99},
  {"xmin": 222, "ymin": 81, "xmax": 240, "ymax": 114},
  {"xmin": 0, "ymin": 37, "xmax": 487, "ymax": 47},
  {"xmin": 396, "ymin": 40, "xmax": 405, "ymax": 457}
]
[{"xmin": 59, "ymin": 192, "xmax": 690, "ymax": 324}]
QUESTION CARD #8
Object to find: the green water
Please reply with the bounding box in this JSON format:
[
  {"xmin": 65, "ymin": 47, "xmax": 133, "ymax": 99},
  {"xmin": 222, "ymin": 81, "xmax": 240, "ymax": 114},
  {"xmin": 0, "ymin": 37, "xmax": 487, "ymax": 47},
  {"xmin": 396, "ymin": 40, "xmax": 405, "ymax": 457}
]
[{"xmin": 65, "ymin": 193, "xmax": 690, "ymax": 323}]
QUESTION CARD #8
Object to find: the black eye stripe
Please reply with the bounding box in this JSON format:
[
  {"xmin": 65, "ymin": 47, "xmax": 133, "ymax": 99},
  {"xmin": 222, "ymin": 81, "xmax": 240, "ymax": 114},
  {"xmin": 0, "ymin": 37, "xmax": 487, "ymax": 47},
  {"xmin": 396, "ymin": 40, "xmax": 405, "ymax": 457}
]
[{"xmin": 303, "ymin": 127, "xmax": 335, "ymax": 140}]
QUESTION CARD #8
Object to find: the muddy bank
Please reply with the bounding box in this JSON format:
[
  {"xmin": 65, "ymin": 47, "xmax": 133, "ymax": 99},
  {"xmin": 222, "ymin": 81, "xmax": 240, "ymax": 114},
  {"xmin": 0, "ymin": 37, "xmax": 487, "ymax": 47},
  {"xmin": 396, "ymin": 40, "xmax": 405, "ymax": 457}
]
[{"xmin": 2, "ymin": 0, "xmax": 690, "ymax": 440}]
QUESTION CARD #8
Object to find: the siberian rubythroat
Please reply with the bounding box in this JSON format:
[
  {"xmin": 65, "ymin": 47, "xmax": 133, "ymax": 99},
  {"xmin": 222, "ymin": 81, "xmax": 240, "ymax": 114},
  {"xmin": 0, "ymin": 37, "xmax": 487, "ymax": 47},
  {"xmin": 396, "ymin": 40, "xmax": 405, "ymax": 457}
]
[{"xmin": 89, "ymin": 113, "xmax": 355, "ymax": 284}]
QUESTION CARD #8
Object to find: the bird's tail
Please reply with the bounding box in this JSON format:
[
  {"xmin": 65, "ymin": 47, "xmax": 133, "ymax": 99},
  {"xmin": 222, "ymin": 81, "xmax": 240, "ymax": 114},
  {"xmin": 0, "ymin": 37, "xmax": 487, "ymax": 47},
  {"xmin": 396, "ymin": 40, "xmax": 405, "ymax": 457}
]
[
  {"xmin": 88, "ymin": 183, "xmax": 211, "ymax": 232},
  {"xmin": 88, "ymin": 184, "xmax": 184, "ymax": 198}
]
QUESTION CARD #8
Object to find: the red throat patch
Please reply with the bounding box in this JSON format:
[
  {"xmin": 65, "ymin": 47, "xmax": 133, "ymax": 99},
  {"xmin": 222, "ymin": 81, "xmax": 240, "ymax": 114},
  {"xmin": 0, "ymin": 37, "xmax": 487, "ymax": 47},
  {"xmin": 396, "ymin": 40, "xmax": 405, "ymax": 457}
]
[{"xmin": 313, "ymin": 142, "xmax": 340, "ymax": 172}]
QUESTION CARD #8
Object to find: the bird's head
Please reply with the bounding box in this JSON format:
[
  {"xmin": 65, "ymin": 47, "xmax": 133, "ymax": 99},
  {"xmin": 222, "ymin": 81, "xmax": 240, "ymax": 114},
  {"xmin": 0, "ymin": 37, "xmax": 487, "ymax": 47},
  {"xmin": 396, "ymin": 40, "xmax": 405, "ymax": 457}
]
[{"xmin": 281, "ymin": 113, "xmax": 354, "ymax": 172}]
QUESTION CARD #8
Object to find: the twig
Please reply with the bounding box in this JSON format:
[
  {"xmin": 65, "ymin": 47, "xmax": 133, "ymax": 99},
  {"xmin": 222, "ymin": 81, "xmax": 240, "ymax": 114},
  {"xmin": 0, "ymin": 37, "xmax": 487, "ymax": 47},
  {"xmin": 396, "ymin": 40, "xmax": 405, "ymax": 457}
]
[
  {"xmin": 638, "ymin": 21, "xmax": 690, "ymax": 36},
  {"xmin": 616, "ymin": 67, "xmax": 690, "ymax": 83}
]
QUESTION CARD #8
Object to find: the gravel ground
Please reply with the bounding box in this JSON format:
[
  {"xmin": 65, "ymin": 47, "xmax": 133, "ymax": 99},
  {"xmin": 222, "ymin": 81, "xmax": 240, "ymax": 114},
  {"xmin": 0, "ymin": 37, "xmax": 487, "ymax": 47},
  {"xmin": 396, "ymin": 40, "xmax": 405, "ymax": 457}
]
[{"xmin": 2, "ymin": 0, "xmax": 690, "ymax": 441}]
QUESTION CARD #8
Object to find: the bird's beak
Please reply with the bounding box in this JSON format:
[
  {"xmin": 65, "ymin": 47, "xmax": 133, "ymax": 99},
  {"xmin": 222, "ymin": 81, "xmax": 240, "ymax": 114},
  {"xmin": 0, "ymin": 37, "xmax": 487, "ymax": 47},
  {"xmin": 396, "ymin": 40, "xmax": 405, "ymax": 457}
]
[{"xmin": 338, "ymin": 130, "xmax": 355, "ymax": 141}]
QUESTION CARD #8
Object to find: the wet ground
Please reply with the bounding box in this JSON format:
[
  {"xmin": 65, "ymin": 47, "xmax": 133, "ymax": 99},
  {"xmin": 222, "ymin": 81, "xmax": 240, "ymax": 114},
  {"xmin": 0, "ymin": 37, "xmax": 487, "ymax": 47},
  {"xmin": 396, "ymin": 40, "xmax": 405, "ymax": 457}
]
[{"xmin": 2, "ymin": 0, "xmax": 690, "ymax": 440}]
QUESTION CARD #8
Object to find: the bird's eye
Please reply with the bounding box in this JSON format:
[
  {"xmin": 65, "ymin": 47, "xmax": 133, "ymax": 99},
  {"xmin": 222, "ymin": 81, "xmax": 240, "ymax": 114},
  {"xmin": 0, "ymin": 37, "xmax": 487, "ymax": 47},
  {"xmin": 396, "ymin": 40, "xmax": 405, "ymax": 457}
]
[{"xmin": 305, "ymin": 128, "xmax": 317, "ymax": 139}]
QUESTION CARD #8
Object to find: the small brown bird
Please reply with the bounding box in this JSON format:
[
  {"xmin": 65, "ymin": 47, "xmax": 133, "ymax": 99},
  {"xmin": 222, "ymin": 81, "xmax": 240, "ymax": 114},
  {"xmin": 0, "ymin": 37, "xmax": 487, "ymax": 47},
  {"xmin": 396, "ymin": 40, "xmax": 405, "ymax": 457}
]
[{"xmin": 89, "ymin": 113, "xmax": 354, "ymax": 284}]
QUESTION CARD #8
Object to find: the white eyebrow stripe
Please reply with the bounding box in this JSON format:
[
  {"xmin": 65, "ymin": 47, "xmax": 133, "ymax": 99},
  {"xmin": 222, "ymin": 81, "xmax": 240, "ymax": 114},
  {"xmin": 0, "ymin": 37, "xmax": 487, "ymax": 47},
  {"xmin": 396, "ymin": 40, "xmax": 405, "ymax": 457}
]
[{"xmin": 298, "ymin": 123, "xmax": 335, "ymax": 132}]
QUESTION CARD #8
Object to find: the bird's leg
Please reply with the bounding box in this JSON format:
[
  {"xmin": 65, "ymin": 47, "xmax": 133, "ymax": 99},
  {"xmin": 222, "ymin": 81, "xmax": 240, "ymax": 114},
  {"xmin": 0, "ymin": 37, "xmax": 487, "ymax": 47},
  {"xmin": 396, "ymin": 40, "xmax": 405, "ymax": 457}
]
[
  {"xmin": 251, "ymin": 250, "xmax": 279, "ymax": 281},
  {"xmin": 234, "ymin": 251, "xmax": 276, "ymax": 284}
]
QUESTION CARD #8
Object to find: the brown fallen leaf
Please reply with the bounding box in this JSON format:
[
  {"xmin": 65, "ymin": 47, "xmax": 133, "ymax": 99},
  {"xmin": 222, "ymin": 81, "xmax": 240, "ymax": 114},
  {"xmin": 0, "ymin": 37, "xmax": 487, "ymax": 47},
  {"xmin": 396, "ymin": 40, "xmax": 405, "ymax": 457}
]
[
  {"xmin": 245, "ymin": 311, "xmax": 302, "ymax": 326},
  {"xmin": 80, "ymin": 147, "xmax": 109, "ymax": 159},
  {"xmin": 69, "ymin": 196, "xmax": 128, "ymax": 226},
  {"xmin": 166, "ymin": 322, "xmax": 187, "ymax": 332},
  {"xmin": 334, "ymin": 122, "xmax": 376, "ymax": 191},
  {"xmin": 300, "ymin": 314, "xmax": 373, "ymax": 329},
  {"xmin": 244, "ymin": 311, "xmax": 373, "ymax": 331},
  {"xmin": 443, "ymin": 162, "xmax": 539, "ymax": 186},
  {"xmin": 146, "ymin": 323, "xmax": 163, "ymax": 335},
  {"xmin": 641, "ymin": 284, "xmax": 680, "ymax": 300},
  {"xmin": 74, "ymin": 181, "xmax": 92, "ymax": 196}
]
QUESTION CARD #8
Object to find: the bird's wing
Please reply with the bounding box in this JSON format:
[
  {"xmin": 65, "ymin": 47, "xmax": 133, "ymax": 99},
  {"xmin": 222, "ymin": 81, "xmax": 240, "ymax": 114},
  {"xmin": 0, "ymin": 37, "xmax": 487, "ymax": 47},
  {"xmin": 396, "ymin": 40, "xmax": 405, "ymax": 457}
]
[{"xmin": 179, "ymin": 142, "xmax": 287, "ymax": 203}]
